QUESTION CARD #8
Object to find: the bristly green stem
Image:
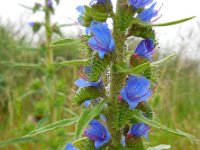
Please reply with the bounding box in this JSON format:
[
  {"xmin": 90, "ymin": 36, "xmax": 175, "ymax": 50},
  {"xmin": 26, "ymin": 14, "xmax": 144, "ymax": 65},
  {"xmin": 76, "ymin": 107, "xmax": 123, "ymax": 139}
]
[
  {"xmin": 44, "ymin": 0, "xmax": 56, "ymax": 122},
  {"xmin": 106, "ymin": 0, "xmax": 128, "ymax": 146}
]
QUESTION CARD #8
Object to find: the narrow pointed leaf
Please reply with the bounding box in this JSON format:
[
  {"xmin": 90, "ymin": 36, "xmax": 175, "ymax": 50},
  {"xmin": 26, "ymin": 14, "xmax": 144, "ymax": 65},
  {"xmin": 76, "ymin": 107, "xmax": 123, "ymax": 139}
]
[
  {"xmin": 50, "ymin": 38, "xmax": 80, "ymax": 47},
  {"xmin": 147, "ymin": 144, "xmax": 171, "ymax": 150},
  {"xmin": 151, "ymin": 54, "xmax": 175, "ymax": 66},
  {"xmin": 138, "ymin": 16, "xmax": 195, "ymax": 27},
  {"xmin": 76, "ymin": 101, "xmax": 105, "ymax": 138},
  {"xmin": 0, "ymin": 137, "xmax": 38, "ymax": 148},
  {"xmin": 132, "ymin": 110, "xmax": 198, "ymax": 140},
  {"xmin": 25, "ymin": 117, "xmax": 78, "ymax": 137},
  {"xmin": 57, "ymin": 58, "xmax": 90, "ymax": 66},
  {"xmin": 151, "ymin": 16, "xmax": 195, "ymax": 27},
  {"xmin": 114, "ymin": 62, "xmax": 150, "ymax": 74},
  {"xmin": 0, "ymin": 62, "xmax": 41, "ymax": 69}
]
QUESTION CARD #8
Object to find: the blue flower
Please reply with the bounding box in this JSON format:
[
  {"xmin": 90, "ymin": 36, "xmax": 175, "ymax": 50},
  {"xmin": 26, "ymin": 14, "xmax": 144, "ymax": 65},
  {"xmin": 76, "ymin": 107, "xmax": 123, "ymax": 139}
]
[
  {"xmin": 137, "ymin": 3, "xmax": 158, "ymax": 22},
  {"xmin": 75, "ymin": 78, "xmax": 103, "ymax": 89},
  {"xmin": 128, "ymin": 123, "xmax": 149, "ymax": 140},
  {"xmin": 28, "ymin": 22, "xmax": 35, "ymax": 27},
  {"xmin": 84, "ymin": 119, "xmax": 111, "ymax": 148},
  {"xmin": 84, "ymin": 66, "xmax": 91, "ymax": 74},
  {"xmin": 120, "ymin": 75, "xmax": 152, "ymax": 109},
  {"xmin": 100, "ymin": 114, "xmax": 107, "ymax": 122},
  {"xmin": 48, "ymin": 0, "xmax": 53, "ymax": 7},
  {"xmin": 65, "ymin": 143, "xmax": 79, "ymax": 150},
  {"xmin": 84, "ymin": 100, "xmax": 91, "ymax": 107},
  {"xmin": 76, "ymin": 6, "xmax": 86, "ymax": 25},
  {"xmin": 135, "ymin": 38, "xmax": 154, "ymax": 60},
  {"xmin": 88, "ymin": 21, "xmax": 115, "ymax": 58},
  {"xmin": 129, "ymin": 0, "xmax": 153, "ymax": 9}
]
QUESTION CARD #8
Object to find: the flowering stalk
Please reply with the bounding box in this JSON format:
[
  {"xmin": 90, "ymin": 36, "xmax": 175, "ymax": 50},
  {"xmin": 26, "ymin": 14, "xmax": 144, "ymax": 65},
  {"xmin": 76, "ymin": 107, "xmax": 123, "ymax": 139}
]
[
  {"xmin": 65, "ymin": 0, "xmax": 196, "ymax": 149},
  {"xmin": 107, "ymin": 0, "xmax": 128, "ymax": 145}
]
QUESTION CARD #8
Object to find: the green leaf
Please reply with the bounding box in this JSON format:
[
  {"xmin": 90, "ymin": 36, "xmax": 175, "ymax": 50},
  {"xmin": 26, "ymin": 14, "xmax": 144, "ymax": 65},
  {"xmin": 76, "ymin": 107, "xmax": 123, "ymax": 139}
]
[
  {"xmin": 132, "ymin": 110, "xmax": 198, "ymax": 140},
  {"xmin": 151, "ymin": 16, "xmax": 195, "ymax": 27},
  {"xmin": 138, "ymin": 16, "xmax": 195, "ymax": 27},
  {"xmin": 76, "ymin": 101, "xmax": 105, "ymax": 138},
  {"xmin": 147, "ymin": 144, "xmax": 171, "ymax": 150},
  {"xmin": 114, "ymin": 62, "xmax": 150, "ymax": 74},
  {"xmin": 25, "ymin": 117, "xmax": 78, "ymax": 137},
  {"xmin": 151, "ymin": 54, "xmax": 175, "ymax": 66},
  {"xmin": 0, "ymin": 137, "xmax": 38, "ymax": 148},
  {"xmin": 50, "ymin": 38, "xmax": 80, "ymax": 47},
  {"xmin": 0, "ymin": 62, "xmax": 41, "ymax": 69},
  {"xmin": 57, "ymin": 58, "xmax": 90, "ymax": 66}
]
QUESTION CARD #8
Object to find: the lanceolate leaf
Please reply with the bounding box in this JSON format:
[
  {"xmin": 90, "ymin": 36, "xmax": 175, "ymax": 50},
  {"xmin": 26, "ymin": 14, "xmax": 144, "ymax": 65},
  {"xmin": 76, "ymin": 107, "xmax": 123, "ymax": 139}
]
[
  {"xmin": 50, "ymin": 38, "xmax": 80, "ymax": 47},
  {"xmin": 151, "ymin": 16, "xmax": 195, "ymax": 27},
  {"xmin": 132, "ymin": 110, "xmax": 198, "ymax": 140},
  {"xmin": 151, "ymin": 54, "xmax": 175, "ymax": 66},
  {"xmin": 114, "ymin": 62, "xmax": 150, "ymax": 74},
  {"xmin": 0, "ymin": 137, "xmax": 38, "ymax": 148},
  {"xmin": 25, "ymin": 117, "xmax": 78, "ymax": 137},
  {"xmin": 138, "ymin": 16, "xmax": 195, "ymax": 27},
  {"xmin": 57, "ymin": 58, "xmax": 90, "ymax": 66},
  {"xmin": 0, "ymin": 62, "xmax": 41, "ymax": 69},
  {"xmin": 76, "ymin": 101, "xmax": 105, "ymax": 138}
]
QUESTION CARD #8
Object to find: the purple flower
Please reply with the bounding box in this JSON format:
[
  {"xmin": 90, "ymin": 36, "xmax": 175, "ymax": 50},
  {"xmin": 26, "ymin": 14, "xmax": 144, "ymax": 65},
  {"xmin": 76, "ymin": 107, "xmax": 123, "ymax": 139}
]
[
  {"xmin": 75, "ymin": 78, "xmax": 103, "ymax": 89},
  {"xmin": 48, "ymin": 0, "xmax": 53, "ymax": 7},
  {"xmin": 135, "ymin": 38, "xmax": 154, "ymax": 60},
  {"xmin": 84, "ymin": 119, "xmax": 111, "ymax": 148},
  {"xmin": 137, "ymin": 2, "xmax": 159, "ymax": 22},
  {"xmin": 100, "ymin": 114, "xmax": 107, "ymax": 122},
  {"xmin": 65, "ymin": 143, "xmax": 79, "ymax": 150},
  {"xmin": 84, "ymin": 66, "xmax": 91, "ymax": 74},
  {"xmin": 84, "ymin": 100, "xmax": 91, "ymax": 107},
  {"xmin": 120, "ymin": 75, "xmax": 152, "ymax": 109},
  {"xmin": 129, "ymin": 0, "xmax": 153, "ymax": 9},
  {"xmin": 76, "ymin": 6, "xmax": 86, "ymax": 25},
  {"xmin": 88, "ymin": 21, "xmax": 115, "ymax": 58},
  {"xmin": 28, "ymin": 22, "xmax": 35, "ymax": 27},
  {"xmin": 128, "ymin": 123, "xmax": 149, "ymax": 139}
]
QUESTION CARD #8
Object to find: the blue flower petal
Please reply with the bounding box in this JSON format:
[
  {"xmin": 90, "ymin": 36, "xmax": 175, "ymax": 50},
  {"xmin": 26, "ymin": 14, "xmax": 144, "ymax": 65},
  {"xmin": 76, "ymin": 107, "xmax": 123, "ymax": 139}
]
[
  {"xmin": 65, "ymin": 143, "xmax": 79, "ymax": 150},
  {"xmin": 84, "ymin": 119, "xmax": 111, "ymax": 148},
  {"xmin": 129, "ymin": 0, "xmax": 153, "ymax": 9},
  {"xmin": 76, "ymin": 5, "xmax": 85, "ymax": 13},
  {"xmin": 84, "ymin": 100, "xmax": 91, "ymax": 108},
  {"xmin": 129, "ymin": 123, "xmax": 149, "ymax": 139},
  {"xmin": 75, "ymin": 79, "xmax": 99, "ymax": 88},
  {"xmin": 100, "ymin": 114, "xmax": 107, "ymax": 122},
  {"xmin": 98, "ymin": 50, "xmax": 107, "ymax": 58},
  {"xmin": 137, "ymin": 2, "xmax": 158, "ymax": 22},
  {"xmin": 88, "ymin": 21, "xmax": 115, "ymax": 58},
  {"xmin": 120, "ymin": 75, "xmax": 152, "ymax": 109}
]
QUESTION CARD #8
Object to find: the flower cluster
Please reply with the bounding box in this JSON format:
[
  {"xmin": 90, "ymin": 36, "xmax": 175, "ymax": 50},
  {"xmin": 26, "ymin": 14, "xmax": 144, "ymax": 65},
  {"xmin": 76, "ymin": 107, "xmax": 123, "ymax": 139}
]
[{"xmin": 67, "ymin": 0, "xmax": 162, "ymax": 149}]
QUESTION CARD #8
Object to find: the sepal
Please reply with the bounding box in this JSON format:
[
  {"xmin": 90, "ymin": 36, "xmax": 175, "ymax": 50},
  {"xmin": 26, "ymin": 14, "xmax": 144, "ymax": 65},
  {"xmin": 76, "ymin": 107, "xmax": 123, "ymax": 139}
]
[
  {"xmin": 88, "ymin": 53, "xmax": 111, "ymax": 81},
  {"xmin": 73, "ymin": 138, "xmax": 95, "ymax": 150},
  {"xmin": 72, "ymin": 87, "xmax": 104, "ymax": 105}
]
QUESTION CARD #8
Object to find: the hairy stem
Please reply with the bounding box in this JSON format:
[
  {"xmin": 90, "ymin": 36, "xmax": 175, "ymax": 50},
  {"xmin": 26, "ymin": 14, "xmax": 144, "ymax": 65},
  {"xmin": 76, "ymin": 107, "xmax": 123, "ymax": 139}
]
[
  {"xmin": 106, "ymin": 0, "xmax": 128, "ymax": 146},
  {"xmin": 44, "ymin": 0, "xmax": 56, "ymax": 122}
]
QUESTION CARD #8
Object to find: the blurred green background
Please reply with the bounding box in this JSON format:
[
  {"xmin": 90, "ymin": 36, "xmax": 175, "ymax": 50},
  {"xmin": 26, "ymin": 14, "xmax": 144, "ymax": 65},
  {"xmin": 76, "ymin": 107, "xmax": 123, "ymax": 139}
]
[{"xmin": 0, "ymin": 4, "xmax": 200, "ymax": 150}]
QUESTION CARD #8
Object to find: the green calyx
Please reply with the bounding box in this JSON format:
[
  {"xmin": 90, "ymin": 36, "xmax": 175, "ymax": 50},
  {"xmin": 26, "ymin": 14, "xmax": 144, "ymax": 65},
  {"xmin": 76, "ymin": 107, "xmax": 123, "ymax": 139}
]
[
  {"xmin": 72, "ymin": 86, "xmax": 104, "ymax": 105},
  {"xmin": 88, "ymin": 53, "xmax": 111, "ymax": 82},
  {"xmin": 91, "ymin": 0, "xmax": 113, "ymax": 13}
]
